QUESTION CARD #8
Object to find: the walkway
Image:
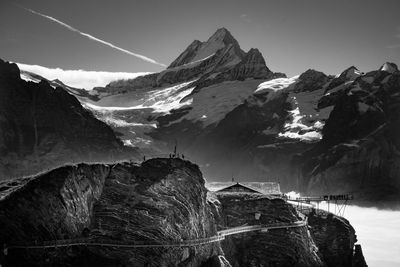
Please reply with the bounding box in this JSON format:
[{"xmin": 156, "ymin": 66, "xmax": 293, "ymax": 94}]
[{"xmin": 4, "ymin": 219, "xmax": 307, "ymax": 251}]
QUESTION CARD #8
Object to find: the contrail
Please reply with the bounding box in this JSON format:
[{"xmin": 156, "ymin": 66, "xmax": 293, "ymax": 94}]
[{"xmin": 17, "ymin": 5, "xmax": 166, "ymax": 67}]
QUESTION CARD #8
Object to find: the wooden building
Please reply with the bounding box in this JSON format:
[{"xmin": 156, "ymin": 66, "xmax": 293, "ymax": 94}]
[{"xmin": 216, "ymin": 182, "xmax": 262, "ymax": 194}]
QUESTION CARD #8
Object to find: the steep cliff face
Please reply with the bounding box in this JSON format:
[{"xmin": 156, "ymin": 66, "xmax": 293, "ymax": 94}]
[
  {"xmin": 307, "ymin": 211, "xmax": 357, "ymax": 267},
  {"xmin": 0, "ymin": 164, "xmax": 110, "ymax": 243},
  {"xmin": 215, "ymin": 193, "xmax": 325, "ymax": 267},
  {"xmin": 87, "ymin": 159, "xmax": 222, "ymax": 266},
  {"xmin": 0, "ymin": 159, "xmax": 223, "ymax": 267},
  {"xmin": 0, "ymin": 59, "xmax": 137, "ymax": 179}
]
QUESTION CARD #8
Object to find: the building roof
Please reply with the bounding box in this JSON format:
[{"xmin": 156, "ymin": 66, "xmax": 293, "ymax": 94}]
[
  {"xmin": 207, "ymin": 182, "xmax": 281, "ymax": 195},
  {"xmin": 216, "ymin": 182, "xmax": 263, "ymax": 194}
]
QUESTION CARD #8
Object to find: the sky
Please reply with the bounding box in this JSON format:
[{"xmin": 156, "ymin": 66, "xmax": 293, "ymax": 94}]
[{"xmin": 1, "ymin": 0, "xmax": 400, "ymax": 77}]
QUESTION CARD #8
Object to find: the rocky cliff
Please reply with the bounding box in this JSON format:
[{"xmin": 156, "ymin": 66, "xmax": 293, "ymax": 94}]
[
  {"xmin": 306, "ymin": 210, "xmax": 358, "ymax": 267},
  {"xmin": 215, "ymin": 192, "xmax": 324, "ymax": 267},
  {"xmin": 0, "ymin": 159, "xmax": 365, "ymax": 266},
  {"xmin": 0, "ymin": 59, "xmax": 138, "ymax": 179},
  {"xmin": 0, "ymin": 159, "xmax": 223, "ymax": 266}
]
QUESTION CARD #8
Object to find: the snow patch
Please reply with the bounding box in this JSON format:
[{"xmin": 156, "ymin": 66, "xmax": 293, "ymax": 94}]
[
  {"xmin": 345, "ymin": 68, "xmax": 363, "ymax": 80},
  {"xmin": 254, "ymin": 76, "xmax": 299, "ymax": 94},
  {"xmin": 191, "ymin": 40, "xmax": 225, "ymax": 63},
  {"xmin": 83, "ymin": 81, "xmax": 195, "ymax": 114},
  {"xmin": 380, "ymin": 63, "xmax": 397, "ymax": 73},
  {"xmin": 20, "ymin": 73, "xmax": 41, "ymax": 83},
  {"xmin": 278, "ymin": 92, "xmax": 328, "ymax": 141},
  {"xmin": 102, "ymin": 116, "xmax": 157, "ymax": 128},
  {"xmin": 278, "ymin": 130, "xmax": 322, "ymax": 141},
  {"xmin": 122, "ymin": 138, "xmax": 152, "ymax": 147}
]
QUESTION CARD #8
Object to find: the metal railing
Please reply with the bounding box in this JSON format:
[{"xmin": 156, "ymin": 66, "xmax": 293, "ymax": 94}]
[{"xmin": 4, "ymin": 220, "xmax": 307, "ymax": 251}]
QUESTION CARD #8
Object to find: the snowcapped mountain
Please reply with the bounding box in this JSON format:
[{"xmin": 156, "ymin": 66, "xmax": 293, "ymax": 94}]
[
  {"xmin": 74, "ymin": 29, "xmax": 336, "ymax": 180},
  {"xmin": 16, "ymin": 28, "xmax": 400, "ymax": 206}
]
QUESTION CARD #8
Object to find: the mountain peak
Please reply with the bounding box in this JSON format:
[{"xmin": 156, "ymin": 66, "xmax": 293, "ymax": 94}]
[
  {"xmin": 206, "ymin": 28, "xmax": 243, "ymax": 52},
  {"xmin": 340, "ymin": 66, "xmax": 362, "ymax": 79},
  {"xmin": 379, "ymin": 62, "xmax": 398, "ymax": 73},
  {"xmin": 214, "ymin": 27, "xmax": 230, "ymax": 34},
  {"xmin": 207, "ymin": 28, "xmax": 234, "ymax": 42},
  {"xmin": 167, "ymin": 28, "xmax": 245, "ymax": 69}
]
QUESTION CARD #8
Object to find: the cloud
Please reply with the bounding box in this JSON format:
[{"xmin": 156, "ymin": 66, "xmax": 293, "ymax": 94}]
[
  {"xmin": 16, "ymin": 4, "xmax": 166, "ymax": 67},
  {"xmin": 17, "ymin": 62, "xmax": 150, "ymax": 90}
]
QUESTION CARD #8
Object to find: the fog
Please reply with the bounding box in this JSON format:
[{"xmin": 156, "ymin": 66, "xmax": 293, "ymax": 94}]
[{"xmin": 318, "ymin": 202, "xmax": 400, "ymax": 267}]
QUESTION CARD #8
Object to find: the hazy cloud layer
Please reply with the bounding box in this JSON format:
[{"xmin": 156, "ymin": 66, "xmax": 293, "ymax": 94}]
[
  {"xmin": 318, "ymin": 203, "xmax": 400, "ymax": 267},
  {"xmin": 18, "ymin": 5, "xmax": 166, "ymax": 67},
  {"xmin": 17, "ymin": 62, "xmax": 150, "ymax": 90}
]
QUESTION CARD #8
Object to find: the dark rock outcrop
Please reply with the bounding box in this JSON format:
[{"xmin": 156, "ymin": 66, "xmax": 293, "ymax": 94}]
[
  {"xmin": 352, "ymin": 244, "xmax": 368, "ymax": 267},
  {"xmin": 307, "ymin": 211, "xmax": 356, "ymax": 267},
  {"xmin": 294, "ymin": 69, "xmax": 331, "ymax": 92},
  {"xmin": 325, "ymin": 66, "xmax": 361, "ymax": 93},
  {"xmin": 215, "ymin": 193, "xmax": 324, "ymax": 267}
]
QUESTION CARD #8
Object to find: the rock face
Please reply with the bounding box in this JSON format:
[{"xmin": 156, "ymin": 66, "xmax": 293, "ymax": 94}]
[
  {"xmin": 325, "ymin": 66, "xmax": 362, "ymax": 93},
  {"xmin": 294, "ymin": 69, "xmax": 331, "ymax": 92},
  {"xmin": 0, "ymin": 159, "xmax": 222, "ymax": 266},
  {"xmin": 299, "ymin": 63, "xmax": 400, "ymax": 205},
  {"xmin": 168, "ymin": 28, "xmax": 245, "ymax": 70},
  {"xmin": 89, "ymin": 159, "xmax": 221, "ymax": 266},
  {"xmin": 0, "ymin": 164, "xmax": 110, "ymax": 243},
  {"xmin": 307, "ymin": 211, "xmax": 356, "ymax": 267},
  {"xmin": 0, "ymin": 159, "xmax": 363, "ymax": 266},
  {"xmin": 379, "ymin": 62, "xmax": 398, "ymax": 73},
  {"xmin": 215, "ymin": 193, "xmax": 324, "ymax": 267},
  {"xmin": 0, "ymin": 59, "xmax": 137, "ymax": 179},
  {"xmin": 352, "ymin": 245, "xmax": 368, "ymax": 267}
]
